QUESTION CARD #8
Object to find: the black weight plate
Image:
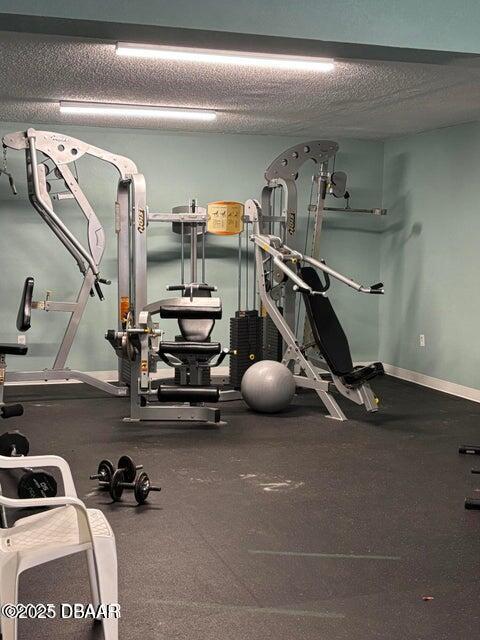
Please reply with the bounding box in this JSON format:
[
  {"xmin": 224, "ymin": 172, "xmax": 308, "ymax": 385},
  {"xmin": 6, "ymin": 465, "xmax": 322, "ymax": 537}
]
[
  {"xmin": 110, "ymin": 469, "xmax": 126, "ymax": 502},
  {"xmin": 134, "ymin": 472, "xmax": 150, "ymax": 505},
  {"xmin": 98, "ymin": 459, "xmax": 115, "ymax": 485},
  {"xmin": 118, "ymin": 455, "xmax": 137, "ymax": 483},
  {"xmin": 18, "ymin": 470, "xmax": 57, "ymax": 499},
  {"xmin": 0, "ymin": 431, "xmax": 29, "ymax": 457}
]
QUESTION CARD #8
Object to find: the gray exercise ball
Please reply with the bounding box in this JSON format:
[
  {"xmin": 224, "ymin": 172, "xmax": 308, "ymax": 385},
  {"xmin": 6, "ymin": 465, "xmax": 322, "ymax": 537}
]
[{"xmin": 241, "ymin": 360, "xmax": 296, "ymax": 414}]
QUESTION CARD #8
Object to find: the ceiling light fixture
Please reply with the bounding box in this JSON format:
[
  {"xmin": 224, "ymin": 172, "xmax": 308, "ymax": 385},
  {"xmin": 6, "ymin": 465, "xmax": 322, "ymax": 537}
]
[
  {"xmin": 116, "ymin": 42, "xmax": 335, "ymax": 72},
  {"xmin": 59, "ymin": 101, "xmax": 217, "ymax": 121}
]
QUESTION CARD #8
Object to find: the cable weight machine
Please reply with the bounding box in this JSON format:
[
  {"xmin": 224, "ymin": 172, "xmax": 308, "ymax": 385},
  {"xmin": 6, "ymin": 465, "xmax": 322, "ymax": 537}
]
[
  {"xmin": 0, "ymin": 130, "xmax": 387, "ymax": 424},
  {"xmin": 244, "ymin": 139, "xmax": 387, "ymax": 420}
]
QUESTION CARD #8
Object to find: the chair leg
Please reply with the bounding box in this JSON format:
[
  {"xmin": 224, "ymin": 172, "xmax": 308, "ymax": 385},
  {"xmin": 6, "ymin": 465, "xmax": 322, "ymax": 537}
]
[
  {"xmin": 0, "ymin": 559, "xmax": 19, "ymax": 640},
  {"xmin": 86, "ymin": 549, "xmax": 100, "ymax": 608},
  {"xmin": 92, "ymin": 538, "xmax": 118, "ymax": 640}
]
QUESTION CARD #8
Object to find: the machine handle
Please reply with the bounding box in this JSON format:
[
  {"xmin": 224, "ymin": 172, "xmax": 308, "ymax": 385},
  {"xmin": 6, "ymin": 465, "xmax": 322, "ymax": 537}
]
[
  {"xmin": 0, "ymin": 168, "xmax": 17, "ymax": 195},
  {"xmin": 211, "ymin": 348, "xmax": 230, "ymax": 367},
  {"xmin": 158, "ymin": 351, "xmax": 182, "ymax": 367},
  {"xmin": 316, "ymin": 261, "xmax": 330, "ymax": 292},
  {"xmin": 304, "ymin": 255, "xmax": 384, "ymax": 295},
  {"xmin": 369, "ymin": 283, "xmax": 384, "ymax": 294},
  {"xmin": 167, "ymin": 284, "xmax": 217, "ymax": 292},
  {"xmin": 292, "ymin": 284, "xmax": 312, "ymax": 294},
  {"xmin": 195, "ymin": 284, "xmax": 217, "ymax": 292},
  {"xmin": 93, "ymin": 280, "xmax": 105, "ymax": 301},
  {"xmin": 292, "ymin": 284, "xmax": 326, "ymax": 296},
  {"xmin": 8, "ymin": 174, "xmax": 17, "ymax": 195}
]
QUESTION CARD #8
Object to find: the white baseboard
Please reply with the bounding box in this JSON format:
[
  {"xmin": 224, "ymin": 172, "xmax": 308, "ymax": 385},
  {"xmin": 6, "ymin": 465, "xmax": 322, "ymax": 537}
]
[{"xmin": 383, "ymin": 363, "xmax": 480, "ymax": 404}]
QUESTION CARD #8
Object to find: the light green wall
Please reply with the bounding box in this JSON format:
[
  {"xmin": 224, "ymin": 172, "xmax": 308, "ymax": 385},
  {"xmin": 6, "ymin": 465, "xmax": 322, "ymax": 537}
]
[
  {"xmin": 1, "ymin": 0, "xmax": 480, "ymax": 53},
  {"xmin": 5, "ymin": 117, "xmax": 479, "ymax": 386},
  {"xmin": 379, "ymin": 121, "xmax": 480, "ymax": 387},
  {"xmin": 0, "ymin": 122, "xmax": 384, "ymax": 373}
]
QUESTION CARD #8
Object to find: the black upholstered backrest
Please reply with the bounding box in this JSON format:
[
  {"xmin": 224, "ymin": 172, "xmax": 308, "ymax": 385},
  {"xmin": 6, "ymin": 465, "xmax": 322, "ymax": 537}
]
[
  {"xmin": 17, "ymin": 276, "xmax": 34, "ymax": 332},
  {"xmin": 179, "ymin": 287, "xmax": 215, "ymax": 342},
  {"xmin": 300, "ymin": 267, "xmax": 353, "ymax": 376}
]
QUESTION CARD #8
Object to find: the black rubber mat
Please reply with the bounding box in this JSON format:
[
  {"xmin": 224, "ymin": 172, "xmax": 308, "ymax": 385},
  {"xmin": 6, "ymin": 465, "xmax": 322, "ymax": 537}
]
[{"xmin": 1, "ymin": 375, "xmax": 479, "ymax": 639}]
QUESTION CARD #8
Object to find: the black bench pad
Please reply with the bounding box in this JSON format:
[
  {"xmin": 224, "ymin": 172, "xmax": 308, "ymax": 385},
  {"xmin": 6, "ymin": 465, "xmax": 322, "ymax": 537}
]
[
  {"xmin": 158, "ymin": 341, "xmax": 221, "ymax": 356},
  {"xmin": 159, "ymin": 297, "xmax": 222, "ymax": 320},
  {"xmin": 158, "ymin": 385, "xmax": 220, "ymax": 403},
  {"xmin": 0, "ymin": 344, "xmax": 28, "ymax": 356}
]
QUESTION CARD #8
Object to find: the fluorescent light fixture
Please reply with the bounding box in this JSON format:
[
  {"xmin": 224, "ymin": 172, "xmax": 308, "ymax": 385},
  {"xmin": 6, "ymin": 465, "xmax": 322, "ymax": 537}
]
[
  {"xmin": 59, "ymin": 101, "xmax": 217, "ymax": 121},
  {"xmin": 116, "ymin": 42, "xmax": 335, "ymax": 72}
]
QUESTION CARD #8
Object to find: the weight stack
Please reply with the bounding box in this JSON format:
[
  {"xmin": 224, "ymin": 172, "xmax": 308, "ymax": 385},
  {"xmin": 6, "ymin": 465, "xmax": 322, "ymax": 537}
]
[
  {"xmin": 229, "ymin": 310, "xmax": 264, "ymax": 389},
  {"xmin": 263, "ymin": 314, "xmax": 283, "ymax": 362}
]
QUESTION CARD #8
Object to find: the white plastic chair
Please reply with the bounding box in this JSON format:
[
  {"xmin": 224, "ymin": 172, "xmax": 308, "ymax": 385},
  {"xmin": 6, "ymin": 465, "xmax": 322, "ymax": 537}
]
[{"xmin": 0, "ymin": 453, "xmax": 118, "ymax": 640}]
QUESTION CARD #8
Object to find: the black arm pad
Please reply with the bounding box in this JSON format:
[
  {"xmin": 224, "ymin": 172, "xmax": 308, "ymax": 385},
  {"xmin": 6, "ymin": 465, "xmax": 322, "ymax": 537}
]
[
  {"xmin": 17, "ymin": 276, "xmax": 34, "ymax": 332},
  {"xmin": 0, "ymin": 344, "xmax": 28, "ymax": 356},
  {"xmin": 158, "ymin": 385, "xmax": 220, "ymax": 403}
]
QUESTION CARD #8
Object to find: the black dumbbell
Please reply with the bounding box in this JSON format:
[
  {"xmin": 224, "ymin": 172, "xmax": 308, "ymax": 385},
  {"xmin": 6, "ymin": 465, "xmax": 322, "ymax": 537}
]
[
  {"xmin": 0, "ymin": 431, "xmax": 57, "ymax": 499},
  {"xmin": 89, "ymin": 459, "xmax": 115, "ymax": 488},
  {"xmin": 117, "ymin": 455, "xmax": 143, "ymax": 483},
  {"xmin": 109, "ymin": 469, "xmax": 161, "ymax": 505},
  {"xmin": 90, "ymin": 455, "xmax": 143, "ymax": 489}
]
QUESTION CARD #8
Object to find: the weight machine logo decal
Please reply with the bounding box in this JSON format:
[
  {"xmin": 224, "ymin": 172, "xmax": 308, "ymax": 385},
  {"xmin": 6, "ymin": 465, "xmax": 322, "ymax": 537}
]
[
  {"xmin": 137, "ymin": 208, "xmax": 146, "ymax": 233},
  {"xmin": 287, "ymin": 209, "xmax": 296, "ymax": 235}
]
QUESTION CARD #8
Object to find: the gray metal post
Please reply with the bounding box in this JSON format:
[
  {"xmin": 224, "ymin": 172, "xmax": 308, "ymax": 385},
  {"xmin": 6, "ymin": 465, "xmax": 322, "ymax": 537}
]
[
  {"xmin": 53, "ymin": 271, "xmax": 96, "ymax": 370},
  {"xmin": 190, "ymin": 226, "xmax": 198, "ymax": 284}
]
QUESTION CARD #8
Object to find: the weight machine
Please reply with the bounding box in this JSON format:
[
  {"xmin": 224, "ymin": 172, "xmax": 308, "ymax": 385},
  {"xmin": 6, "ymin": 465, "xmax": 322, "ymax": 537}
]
[
  {"xmin": 2, "ymin": 128, "xmax": 232, "ymax": 425},
  {"xmin": 1, "ymin": 129, "xmax": 386, "ymax": 424},
  {"xmin": 247, "ymin": 140, "xmax": 386, "ymax": 420},
  {"xmin": 1, "ymin": 128, "xmax": 131, "ymax": 396},
  {"xmin": 3, "ymin": 129, "xmax": 228, "ymax": 424},
  {"xmin": 107, "ymin": 199, "xmax": 234, "ymax": 425}
]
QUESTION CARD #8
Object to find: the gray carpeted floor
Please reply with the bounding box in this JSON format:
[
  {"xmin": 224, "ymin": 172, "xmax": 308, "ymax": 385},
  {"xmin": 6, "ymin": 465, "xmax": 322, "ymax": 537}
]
[{"xmin": 1, "ymin": 376, "xmax": 479, "ymax": 639}]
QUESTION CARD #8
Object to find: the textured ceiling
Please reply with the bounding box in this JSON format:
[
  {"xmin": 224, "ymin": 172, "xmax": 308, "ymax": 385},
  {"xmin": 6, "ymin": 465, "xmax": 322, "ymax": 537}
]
[{"xmin": 1, "ymin": 31, "xmax": 480, "ymax": 139}]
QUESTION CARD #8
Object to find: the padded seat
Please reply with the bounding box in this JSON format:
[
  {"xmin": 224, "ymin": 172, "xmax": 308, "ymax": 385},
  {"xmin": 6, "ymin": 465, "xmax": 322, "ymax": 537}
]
[
  {"xmin": 0, "ymin": 344, "xmax": 28, "ymax": 356},
  {"xmin": 158, "ymin": 341, "xmax": 221, "ymax": 356},
  {"xmin": 156, "ymin": 286, "xmax": 223, "ymax": 404},
  {"xmin": 159, "ymin": 297, "xmax": 222, "ymax": 320}
]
